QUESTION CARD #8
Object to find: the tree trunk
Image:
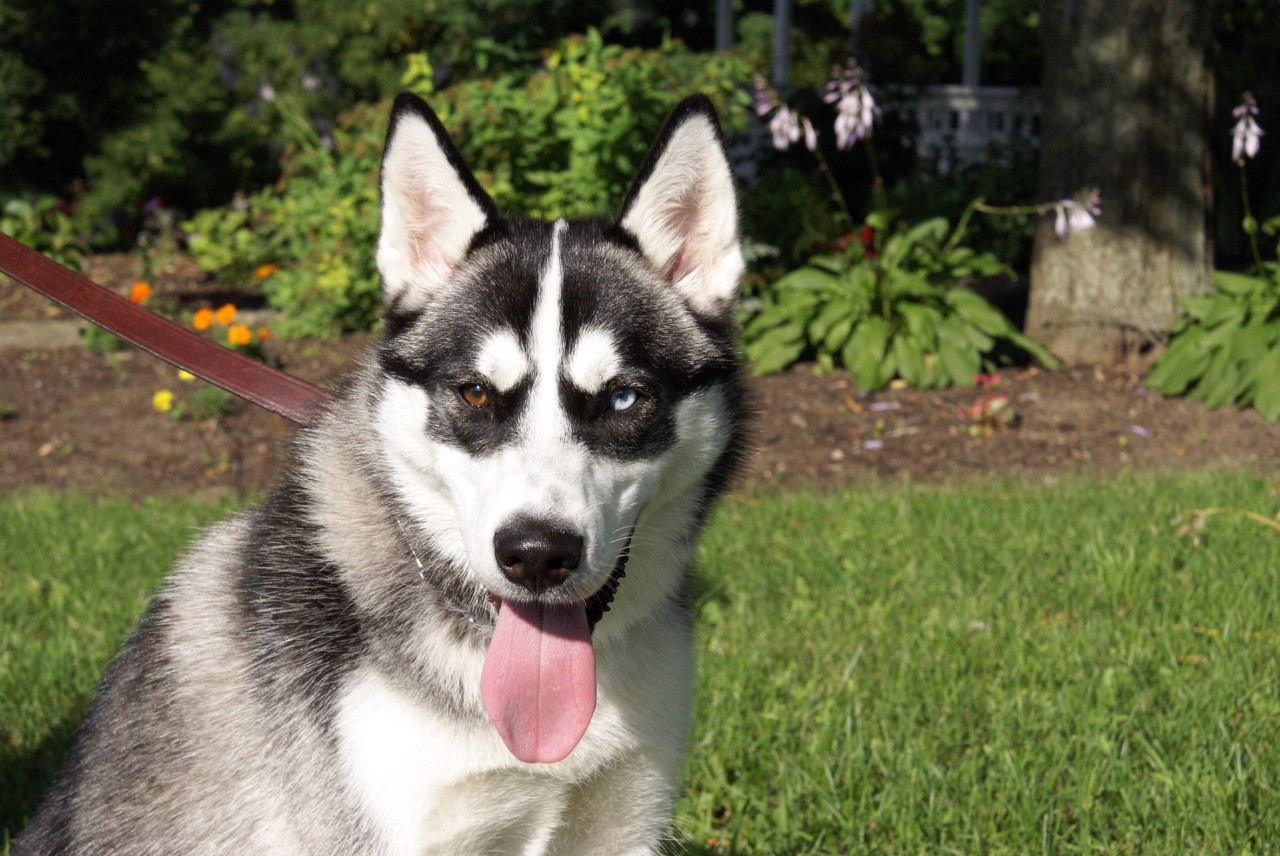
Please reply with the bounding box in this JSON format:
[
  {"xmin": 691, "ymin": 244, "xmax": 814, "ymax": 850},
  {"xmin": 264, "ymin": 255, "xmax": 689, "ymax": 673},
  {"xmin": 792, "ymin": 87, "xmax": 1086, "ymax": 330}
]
[{"xmin": 1026, "ymin": 0, "xmax": 1212, "ymax": 366}]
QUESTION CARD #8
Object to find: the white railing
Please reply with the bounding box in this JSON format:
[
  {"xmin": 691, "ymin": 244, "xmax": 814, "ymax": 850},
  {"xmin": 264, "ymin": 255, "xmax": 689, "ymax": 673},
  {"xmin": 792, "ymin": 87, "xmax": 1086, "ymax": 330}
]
[{"xmin": 911, "ymin": 85, "xmax": 1041, "ymax": 172}]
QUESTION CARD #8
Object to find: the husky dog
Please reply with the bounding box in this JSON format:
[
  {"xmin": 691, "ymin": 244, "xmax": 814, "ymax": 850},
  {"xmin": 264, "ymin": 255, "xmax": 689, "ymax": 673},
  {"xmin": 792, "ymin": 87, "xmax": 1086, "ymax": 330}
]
[{"xmin": 16, "ymin": 92, "xmax": 748, "ymax": 854}]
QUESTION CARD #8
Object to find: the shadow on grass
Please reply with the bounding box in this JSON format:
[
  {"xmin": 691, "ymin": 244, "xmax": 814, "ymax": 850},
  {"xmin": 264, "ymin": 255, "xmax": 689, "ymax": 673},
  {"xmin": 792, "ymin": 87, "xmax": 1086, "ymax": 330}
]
[{"xmin": 1, "ymin": 714, "xmax": 80, "ymax": 843}]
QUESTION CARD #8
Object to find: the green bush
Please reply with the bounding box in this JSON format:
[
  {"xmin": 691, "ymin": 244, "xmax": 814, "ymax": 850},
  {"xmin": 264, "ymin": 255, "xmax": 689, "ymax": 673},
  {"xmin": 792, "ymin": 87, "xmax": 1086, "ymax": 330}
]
[
  {"xmin": 432, "ymin": 29, "xmax": 752, "ymax": 220},
  {"xmin": 741, "ymin": 211, "xmax": 1058, "ymax": 388},
  {"xmin": 184, "ymin": 31, "xmax": 754, "ymax": 337},
  {"xmin": 1146, "ymin": 217, "xmax": 1280, "ymax": 422},
  {"xmin": 0, "ymin": 195, "xmax": 87, "ymax": 271}
]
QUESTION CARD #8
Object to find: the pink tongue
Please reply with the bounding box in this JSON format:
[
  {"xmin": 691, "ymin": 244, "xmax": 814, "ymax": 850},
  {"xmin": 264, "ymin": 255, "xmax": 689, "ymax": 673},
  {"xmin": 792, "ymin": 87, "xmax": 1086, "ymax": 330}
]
[{"xmin": 480, "ymin": 599, "xmax": 596, "ymax": 763}]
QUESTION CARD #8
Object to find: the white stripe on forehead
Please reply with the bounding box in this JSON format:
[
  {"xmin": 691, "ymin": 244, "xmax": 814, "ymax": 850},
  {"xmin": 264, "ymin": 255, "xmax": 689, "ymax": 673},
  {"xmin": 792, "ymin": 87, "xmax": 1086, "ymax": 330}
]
[
  {"xmin": 475, "ymin": 330, "xmax": 527, "ymax": 392},
  {"xmin": 530, "ymin": 220, "xmax": 567, "ymax": 375},
  {"xmin": 521, "ymin": 220, "xmax": 567, "ymax": 431},
  {"xmin": 566, "ymin": 327, "xmax": 621, "ymax": 393}
]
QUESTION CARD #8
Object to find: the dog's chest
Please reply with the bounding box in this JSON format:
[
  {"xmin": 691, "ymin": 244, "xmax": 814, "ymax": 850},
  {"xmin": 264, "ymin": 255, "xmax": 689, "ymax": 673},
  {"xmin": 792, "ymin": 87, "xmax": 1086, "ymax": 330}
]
[{"xmin": 334, "ymin": 668, "xmax": 614, "ymax": 855}]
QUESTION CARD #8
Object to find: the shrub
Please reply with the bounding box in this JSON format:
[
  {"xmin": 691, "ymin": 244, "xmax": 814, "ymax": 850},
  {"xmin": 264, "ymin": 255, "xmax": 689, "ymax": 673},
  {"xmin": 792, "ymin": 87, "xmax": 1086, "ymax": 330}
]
[
  {"xmin": 741, "ymin": 212, "xmax": 1058, "ymax": 387},
  {"xmin": 1145, "ymin": 216, "xmax": 1280, "ymax": 421},
  {"xmin": 742, "ymin": 68, "xmax": 1059, "ymax": 387},
  {"xmin": 1146, "ymin": 93, "xmax": 1280, "ymax": 422},
  {"xmin": 183, "ymin": 31, "xmax": 754, "ymax": 337},
  {"xmin": 0, "ymin": 195, "xmax": 87, "ymax": 270}
]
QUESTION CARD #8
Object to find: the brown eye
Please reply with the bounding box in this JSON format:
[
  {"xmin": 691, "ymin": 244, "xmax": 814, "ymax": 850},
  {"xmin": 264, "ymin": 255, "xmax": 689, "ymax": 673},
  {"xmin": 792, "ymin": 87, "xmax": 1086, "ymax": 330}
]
[{"xmin": 459, "ymin": 383, "xmax": 491, "ymax": 409}]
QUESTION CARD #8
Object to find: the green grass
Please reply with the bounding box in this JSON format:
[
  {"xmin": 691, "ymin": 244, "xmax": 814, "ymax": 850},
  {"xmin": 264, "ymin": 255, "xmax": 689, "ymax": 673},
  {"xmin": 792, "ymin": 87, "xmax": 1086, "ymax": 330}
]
[
  {"xmin": 0, "ymin": 491, "xmax": 237, "ymax": 844},
  {"xmin": 3, "ymin": 474, "xmax": 1279, "ymax": 852},
  {"xmin": 679, "ymin": 472, "xmax": 1280, "ymax": 854}
]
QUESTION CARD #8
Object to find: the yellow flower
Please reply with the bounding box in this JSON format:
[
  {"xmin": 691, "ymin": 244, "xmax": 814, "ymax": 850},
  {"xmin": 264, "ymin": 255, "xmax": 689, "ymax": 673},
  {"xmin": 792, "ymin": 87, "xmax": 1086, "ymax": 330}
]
[
  {"xmin": 255, "ymin": 326, "xmax": 271, "ymax": 341},
  {"xmin": 214, "ymin": 303, "xmax": 237, "ymax": 326},
  {"xmin": 152, "ymin": 389, "xmax": 174, "ymax": 413},
  {"xmin": 129, "ymin": 281, "xmax": 153, "ymax": 304},
  {"xmin": 255, "ymin": 262, "xmax": 280, "ymax": 279},
  {"xmin": 192, "ymin": 307, "xmax": 214, "ymax": 330},
  {"xmin": 177, "ymin": 369, "xmax": 196, "ymax": 382},
  {"xmin": 227, "ymin": 324, "xmax": 252, "ymax": 347}
]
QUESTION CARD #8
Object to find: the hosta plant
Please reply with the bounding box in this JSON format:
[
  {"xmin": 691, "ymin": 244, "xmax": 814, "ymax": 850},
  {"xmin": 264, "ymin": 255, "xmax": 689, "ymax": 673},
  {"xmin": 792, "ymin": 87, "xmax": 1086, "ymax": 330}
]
[
  {"xmin": 1146, "ymin": 94, "xmax": 1280, "ymax": 422},
  {"xmin": 741, "ymin": 212, "xmax": 1060, "ymax": 389},
  {"xmin": 1145, "ymin": 230, "xmax": 1280, "ymax": 421}
]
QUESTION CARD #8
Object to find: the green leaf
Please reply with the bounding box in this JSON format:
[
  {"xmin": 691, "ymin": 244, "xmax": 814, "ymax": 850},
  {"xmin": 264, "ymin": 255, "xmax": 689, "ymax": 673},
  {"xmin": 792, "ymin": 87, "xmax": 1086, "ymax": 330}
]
[
  {"xmin": 1197, "ymin": 296, "xmax": 1247, "ymax": 330},
  {"xmin": 1146, "ymin": 328, "xmax": 1211, "ymax": 395},
  {"xmin": 746, "ymin": 325, "xmax": 807, "ymax": 375},
  {"xmin": 805, "ymin": 254, "xmax": 845, "ymax": 275},
  {"xmin": 938, "ymin": 337, "xmax": 981, "ymax": 387},
  {"xmin": 899, "ymin": 303, "xmax": 943, "ymax": 349},
  {"xmin": 1188, "ymin": 346, "xmax": 1235, "ymax": 407},
  {"xmin": 1212, "ymin": 269, "xmax": 1268, "ymax": 297},
  {"xmin": 888, "ymin": 274, "xmax": 941, "ymax": 301},
  {"xmin": 1005, "ymin": 331, "xmax": 1061, "ymax": 371},
  {"xmin": 823, "ymin": 315, "xmax": 857, "ymax": 354},
  {"xmin": 902, "ymin": 217, "xmax": 949, "ymax": 248},
  {"xmin": 776, "ymin": 266, "xmax": 839, "ymax": 293},
  {"xmin": 842, "ymin": 317, "xmax": 892, "ymax": 390},
  {"xmin": 945, "ymin": 288, "xmax": 1016, "ymax": 335},
  {"xmin": 807, "ymin": 301, "xmax": 855, "ymax": 347},
  {"xmin": 1252, "ymin": 347, "xmax": 1280, "ymax": 421},
  {"xmin": 892, "ymin": 333, "xmax": 926, "ymax": 387}
]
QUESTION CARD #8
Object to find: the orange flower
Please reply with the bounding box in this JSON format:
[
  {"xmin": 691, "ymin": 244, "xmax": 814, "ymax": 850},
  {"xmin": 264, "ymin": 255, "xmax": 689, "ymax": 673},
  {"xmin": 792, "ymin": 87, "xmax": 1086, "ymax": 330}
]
[
  {"xmin": 214, "ymin": 303, "xmax": 237, "ymax": 326},
  {"xmin": 255, "ymin": 326, "xmax": 271, "ymax": 341},
  {"xmin": 255, "ymin": 262, "xmax": 280, "ymax": 279},
  {"xmin": 192, "ymin": 307, "xmax": 214, "ymax": 330},
  {"xmin": 129, "ymin": 281, "xmax": 152, "ymax": 304},
  {"xmin": 227, "ymin": 324, "xmax": 253, "ymax": 347}
]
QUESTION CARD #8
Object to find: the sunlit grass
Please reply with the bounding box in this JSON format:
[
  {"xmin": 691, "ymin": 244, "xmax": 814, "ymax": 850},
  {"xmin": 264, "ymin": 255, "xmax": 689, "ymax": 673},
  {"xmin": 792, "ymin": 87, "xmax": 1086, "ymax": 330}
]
[
  {"xmin": 678, "ymin": 471, "xmax": 1280, "ymax": 854},
  {"xmin": 3, "ymin": 474, "xmax": 1279, "ymax": 853}
]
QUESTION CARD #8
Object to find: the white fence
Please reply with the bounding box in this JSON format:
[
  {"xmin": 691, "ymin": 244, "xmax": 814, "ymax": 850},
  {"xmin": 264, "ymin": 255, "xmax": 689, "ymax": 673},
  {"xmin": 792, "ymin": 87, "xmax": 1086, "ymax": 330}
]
[{"xmin": 910, "ymin": 85, "xmax": 1041, "ymax": 171}]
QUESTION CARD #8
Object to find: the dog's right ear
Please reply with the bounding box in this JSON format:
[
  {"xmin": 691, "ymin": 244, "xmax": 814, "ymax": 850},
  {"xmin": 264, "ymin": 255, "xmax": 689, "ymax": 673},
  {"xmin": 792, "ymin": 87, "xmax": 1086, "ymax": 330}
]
[{"xmin": 377, "ymin": 93, "xmax": 498, "ymax": 310}]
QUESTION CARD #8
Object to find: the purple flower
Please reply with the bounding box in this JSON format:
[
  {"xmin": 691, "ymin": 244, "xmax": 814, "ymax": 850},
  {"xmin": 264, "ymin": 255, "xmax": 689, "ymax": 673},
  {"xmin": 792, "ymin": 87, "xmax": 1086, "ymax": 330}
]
[
  {"xmin": 1232, "ymin": 92, "xmax": 1264, "ymax": 163},
  {"xmin": 753, "ymin": 76, "xmax": 777, "ymax": 118},
  {"xmin": 769, "ymin": 105, "xmax": 802, "ymax": 150},
  {"xmin": 801, "ymin": 116, "xmax": 818, "ymax": 152},
  {"xmin": 824, "ymin": 60, "xmax": 878, "ymax": 149},
  {"xmin": 259, "ymin": 82, "xmax": 276, "ymax": 104},
  {"xmin": 1048, "ymin": 190, "xmax": 1102, "ymax": 238}
]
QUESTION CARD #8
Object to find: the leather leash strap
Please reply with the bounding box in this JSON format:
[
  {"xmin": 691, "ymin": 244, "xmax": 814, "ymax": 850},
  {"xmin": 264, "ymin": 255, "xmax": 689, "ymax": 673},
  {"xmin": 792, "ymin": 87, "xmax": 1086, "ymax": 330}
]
[{"xmin": 0, "ymin": 232, "xmax": 329, "ymax": 425}]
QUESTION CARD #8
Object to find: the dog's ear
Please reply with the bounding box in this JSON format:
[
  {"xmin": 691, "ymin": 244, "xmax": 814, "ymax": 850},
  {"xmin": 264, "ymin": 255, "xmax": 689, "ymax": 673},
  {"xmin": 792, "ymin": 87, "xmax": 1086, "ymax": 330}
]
[
  {"xmin": 618, "ymin": 95, "xmax": 743, "ymax": 316},
  {"xmin": 377, "ymin": 92, "xmax": 498, "ymax": 309}
]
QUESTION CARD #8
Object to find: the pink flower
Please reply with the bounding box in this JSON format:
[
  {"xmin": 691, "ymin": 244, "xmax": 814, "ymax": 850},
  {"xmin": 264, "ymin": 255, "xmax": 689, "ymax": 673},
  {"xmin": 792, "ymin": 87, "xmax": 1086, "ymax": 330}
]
[
  {"xmin": 769, "ymin": 105, "xmax": 802, "ymax": 150},
  {"xmin": 1048, "ymin": 190, "xmax": 1102, "ymax": 238},
  {"xmin": 824, "ymin": 60, "xmax": 878, "ymax": 149},
  {"xmin": 1231, "ymin": 92, "xmax": 1264, "ymax": 163}
]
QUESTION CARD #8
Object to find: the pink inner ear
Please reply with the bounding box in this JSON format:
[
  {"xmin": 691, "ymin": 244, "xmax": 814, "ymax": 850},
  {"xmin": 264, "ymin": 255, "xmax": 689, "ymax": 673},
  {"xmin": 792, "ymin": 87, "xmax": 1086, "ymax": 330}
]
[
  {"xmin": 663, "ymin": 245, "xmax": 692, "ymax": 283},
  {"xmin": 409, "ymin": 228, "xmax": 454, "ymax": 283}
]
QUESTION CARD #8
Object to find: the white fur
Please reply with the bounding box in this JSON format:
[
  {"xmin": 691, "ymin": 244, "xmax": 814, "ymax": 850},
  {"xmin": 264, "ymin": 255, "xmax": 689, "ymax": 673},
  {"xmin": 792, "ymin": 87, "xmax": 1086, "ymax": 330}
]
[
  {"xmin": 566, "ymin": 327, "xmax": 622, "ymax": 394},
  {"xmin": 477, "ymin": 329, "xmax": 530, "ymax": 392},
  {"xmin": 620, "ymin": 115, "xmax": 743, "ymax": 314},
  {"xmin": 377, "ymin": 111, "xmax": 489, "ymax": 309},
  {"xmin": 336, "ymin": 605, "xmax": 694, "ymax": 855}
]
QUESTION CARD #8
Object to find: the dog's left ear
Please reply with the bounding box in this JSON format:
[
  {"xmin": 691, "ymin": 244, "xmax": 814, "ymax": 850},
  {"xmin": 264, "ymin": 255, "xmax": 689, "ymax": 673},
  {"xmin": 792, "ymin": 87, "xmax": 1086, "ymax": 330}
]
[{"xmin": 618, "ymin": 95, "xmax": 743, "ymax": 316}]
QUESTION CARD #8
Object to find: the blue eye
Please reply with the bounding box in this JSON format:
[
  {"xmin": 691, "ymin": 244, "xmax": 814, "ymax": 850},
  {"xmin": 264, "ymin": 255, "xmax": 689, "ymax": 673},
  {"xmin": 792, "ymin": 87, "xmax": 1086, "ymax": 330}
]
[{"xmin": 608, "ymin": 387, "xmax": 639, "ymax": 412}]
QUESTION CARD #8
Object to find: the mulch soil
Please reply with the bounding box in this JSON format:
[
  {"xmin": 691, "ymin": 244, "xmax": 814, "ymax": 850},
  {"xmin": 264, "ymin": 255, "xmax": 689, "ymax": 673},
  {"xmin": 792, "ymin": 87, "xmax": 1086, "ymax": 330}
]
[{"xmin": 3, "ymin": 255, "xmax": 1279, "ymax": 498}]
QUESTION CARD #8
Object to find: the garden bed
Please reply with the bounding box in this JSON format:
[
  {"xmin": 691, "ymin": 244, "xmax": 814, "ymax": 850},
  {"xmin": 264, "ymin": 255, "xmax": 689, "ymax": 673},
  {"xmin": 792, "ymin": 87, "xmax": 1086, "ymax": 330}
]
[{"xmin": 3, "ymin": 259, "xmax": 1279, "ymax": 498}]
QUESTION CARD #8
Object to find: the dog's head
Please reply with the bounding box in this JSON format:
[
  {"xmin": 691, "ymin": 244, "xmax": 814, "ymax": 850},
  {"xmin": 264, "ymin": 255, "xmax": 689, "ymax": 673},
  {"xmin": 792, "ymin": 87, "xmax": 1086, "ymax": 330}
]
[{"xmin": 371, "ymin": 93, "xmax": 744, "ymax": 631}]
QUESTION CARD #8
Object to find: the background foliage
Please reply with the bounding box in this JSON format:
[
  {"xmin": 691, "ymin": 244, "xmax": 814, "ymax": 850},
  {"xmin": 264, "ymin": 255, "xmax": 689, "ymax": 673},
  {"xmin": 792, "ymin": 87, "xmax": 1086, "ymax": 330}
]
[{"xmin": 184, "ymin": 30, "xmax": 752, "ymax": 336}]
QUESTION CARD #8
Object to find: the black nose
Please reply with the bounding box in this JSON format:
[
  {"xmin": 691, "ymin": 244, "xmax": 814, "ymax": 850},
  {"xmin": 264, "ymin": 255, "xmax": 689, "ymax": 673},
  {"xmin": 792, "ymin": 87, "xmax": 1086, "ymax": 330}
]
[{"xmin": 493, "ymin": 518, "xmax": 584, "ymax": 593}]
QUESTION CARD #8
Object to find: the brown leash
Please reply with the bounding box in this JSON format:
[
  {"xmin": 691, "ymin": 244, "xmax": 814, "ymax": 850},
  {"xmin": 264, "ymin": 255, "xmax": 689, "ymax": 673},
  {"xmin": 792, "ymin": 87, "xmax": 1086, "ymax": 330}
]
[{"xmin": 0, "ymin": 232, "xmax": 330, "ymax": 425}]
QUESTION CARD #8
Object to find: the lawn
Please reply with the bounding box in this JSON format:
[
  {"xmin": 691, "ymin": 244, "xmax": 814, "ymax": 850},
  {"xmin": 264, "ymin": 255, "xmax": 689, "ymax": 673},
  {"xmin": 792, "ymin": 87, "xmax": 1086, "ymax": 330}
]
[{"xmin": 3, "ymin": 473, "xmax": 1279, "ymax": 853}]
